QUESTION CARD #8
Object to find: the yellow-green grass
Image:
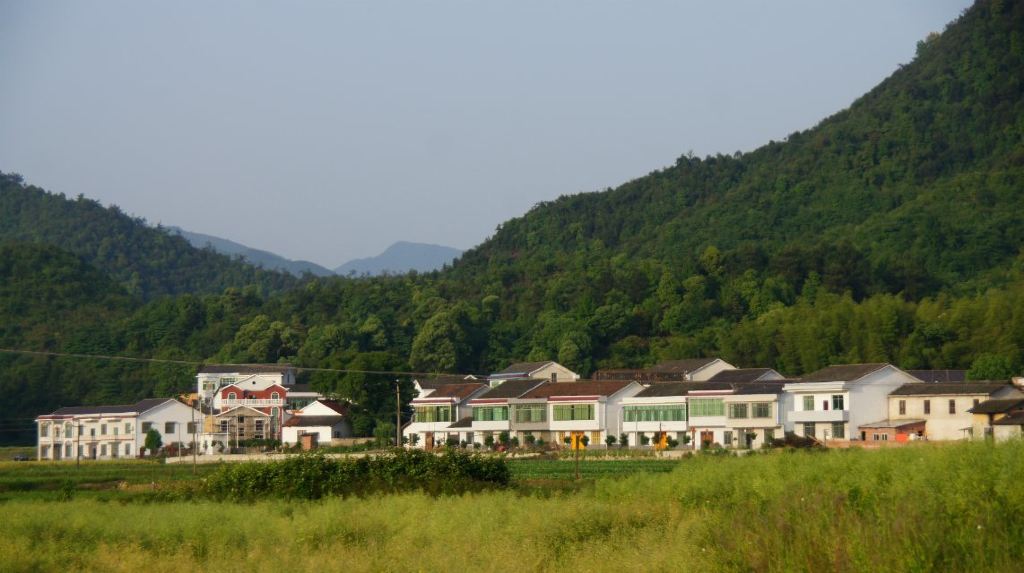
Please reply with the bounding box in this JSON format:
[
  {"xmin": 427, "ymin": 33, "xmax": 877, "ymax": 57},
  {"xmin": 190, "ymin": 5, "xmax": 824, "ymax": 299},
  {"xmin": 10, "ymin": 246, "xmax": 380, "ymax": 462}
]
[{"xmin": 2, "ymin": 442, "xmax": 1023, "ymax": 572}]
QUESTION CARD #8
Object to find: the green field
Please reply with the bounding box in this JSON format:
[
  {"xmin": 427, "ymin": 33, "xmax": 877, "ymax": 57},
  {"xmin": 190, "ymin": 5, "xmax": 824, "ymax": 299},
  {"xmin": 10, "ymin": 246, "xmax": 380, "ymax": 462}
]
[{"xmin": 2, "ymin": 443, "xmax": 1023, "ymax": 572}]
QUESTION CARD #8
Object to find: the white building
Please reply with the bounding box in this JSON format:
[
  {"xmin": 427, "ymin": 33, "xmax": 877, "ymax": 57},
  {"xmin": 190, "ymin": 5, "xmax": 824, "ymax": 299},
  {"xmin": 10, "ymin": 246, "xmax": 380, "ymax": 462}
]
[
  {"xmin": 510, "ymin": 380, "xmax": 643, "ymax": 448},
  {"xmin": 36, "ymin": 398, "xmax": 198, "ymax": 461},
  {"xmin": 282, "ymin": 400, "xmax": 352, "ymax": 445},
  {"xmin": 196, "ymin": 364, "xmax": 296, "ymax": 409},
  {"xmin": 784, "ymin": 363, "xmax": 921, "ymax": 442},
  {"xmin": 467, "ymin": 379, "xmax": 548, "ymax": 445},
  {"xmin": 404, "ymin": 383, "xmax": 489, "ymax": 449},
  {"xmin": 723, "ymin": 383, "xmax": 789, "ymax": 449},
  {"xmin": 412, "ymin": 374, "xmax": 482, "ymax": 398},
  {"xmin": 620, "ymin": 383, "xmax": 692, "ymax": 448},
  {"xmin": 647, "ymin": 358, "xmax": 736, "ymax": 382}
]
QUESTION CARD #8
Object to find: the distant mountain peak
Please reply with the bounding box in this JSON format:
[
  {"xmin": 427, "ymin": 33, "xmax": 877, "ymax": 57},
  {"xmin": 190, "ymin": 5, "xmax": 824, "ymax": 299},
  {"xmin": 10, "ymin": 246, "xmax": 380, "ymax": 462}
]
[
  {"xmin": 169, "ymin": 227, "xmax": 334, "ymax": 277},
  {"xmin": 334, "ymin": 242, "xmax": 463, "ymax": 276}
]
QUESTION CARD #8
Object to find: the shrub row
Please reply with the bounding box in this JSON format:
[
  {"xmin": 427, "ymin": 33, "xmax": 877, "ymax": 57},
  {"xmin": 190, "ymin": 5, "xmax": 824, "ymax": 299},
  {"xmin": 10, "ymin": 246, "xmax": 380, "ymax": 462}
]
[{"xmin": 204, "ymin": 448, "xmax": 509, "ymax": 501}]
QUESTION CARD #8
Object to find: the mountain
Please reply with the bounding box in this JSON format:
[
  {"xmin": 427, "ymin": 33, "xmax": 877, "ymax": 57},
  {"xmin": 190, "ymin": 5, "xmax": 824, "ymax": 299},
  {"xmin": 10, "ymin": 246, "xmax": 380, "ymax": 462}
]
[
  {"xmin": 334, "ymin": 241, "xmax": 463, "ymax": 276},
  {"xmin": 4, "ymin": 1, "xmax": 1024, "ymax": 443},
  {"xmin": 0, "ymin": 175, "xmax": 299, "ymax": 299},
  {"xmin": 169, "ymin": 227, "xmax": 334, "ymax": 277}
]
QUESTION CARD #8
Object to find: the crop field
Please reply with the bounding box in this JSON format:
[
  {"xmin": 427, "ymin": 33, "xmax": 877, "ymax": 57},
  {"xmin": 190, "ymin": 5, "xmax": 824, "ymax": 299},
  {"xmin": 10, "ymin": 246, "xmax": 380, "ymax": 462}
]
[{"xmin": 2, "ymin": 442, "xmax": 1023, "ymax": 572}]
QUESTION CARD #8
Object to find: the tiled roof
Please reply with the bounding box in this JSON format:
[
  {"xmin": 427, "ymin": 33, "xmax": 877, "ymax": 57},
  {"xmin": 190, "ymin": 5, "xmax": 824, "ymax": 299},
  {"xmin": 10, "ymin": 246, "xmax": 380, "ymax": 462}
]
[
  {"xmin": 477, "ymin": 379, "xmax": 547, "ymax": 399},
  {"xmin": 798, "ymin": 363, "xmax": 889, "ymax": 383},
  {"xmin": 288, "ymin": 383, "xmax": 317, "ymax": 393},
  {"xmin": 708, "ymin": 368, "xmax": 778, "ymax": 383},
  {"xmin": 648, "ymin": 359, "xmax": 718, "ymax": 374},
  {"xmin": 314, "ymin": 400, "xmax": 349, "ymax": 415},
  {"xmin": 198, "ymin": 363, "xmax": 294, "ymax": 374},
  {"xmin": 45, "ymin": 398, "xmax": 177, "ymax": 417},
  {"xmin": 493, "ymin": 361, "xmax": 553, "ymax": 376},
  {"xmin": 890, "ymin": 382, "xmax": 1010, "ymax": 396},
  {"xmin": 521, "ymin": 380, "xmax": 633, "ymax": 399},
  {"xmin": 283, "ymin": 415, "xmax": 344, "ymax": 427},
  {"xmin": 634, "ymin": 382, "xmax": 731, "ymax": 398},
  {"xmin": 416, "ymin": 375, "xmax": 480, "ymax": 389},
  {"xmin": 968, "ymin": 398, "xmax": 1024, "ymax": 414},
  {"xmin": 422, "ymin": 383, "xmax": 488, "ymax": 399},
  {"xmin": 907, "ymin": 369, "xmax": 967, "ymax": 383},
  {"xmin": 731, "ymin": 382, "xmax": 788, "ymax": 395},
  {"xmin": 992, "ymin": 412, "xmax": 1024, "ymax": 426}
]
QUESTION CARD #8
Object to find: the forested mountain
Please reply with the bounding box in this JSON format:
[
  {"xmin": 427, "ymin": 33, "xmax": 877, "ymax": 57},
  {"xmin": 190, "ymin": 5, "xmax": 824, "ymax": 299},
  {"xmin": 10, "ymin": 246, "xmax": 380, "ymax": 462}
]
[
  {"xmin": 169, "ymin": 227, "xmax": 334, "ymax": 278},
  {"xmin": 0, "ymin": 176, "xmax": 298, "ymax": 299},
  {"xmin": 334, "ymin": 242, "xmax": 464, "ymax": 276},
  {"xmin": 2, "ymin": 0, "xmax": 1023, "ymax": 443}
]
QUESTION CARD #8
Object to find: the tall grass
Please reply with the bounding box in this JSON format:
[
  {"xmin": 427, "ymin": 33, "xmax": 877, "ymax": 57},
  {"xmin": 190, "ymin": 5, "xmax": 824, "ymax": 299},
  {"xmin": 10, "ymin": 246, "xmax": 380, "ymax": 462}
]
[{"xmin": 1, "ymin": 441, "xmax": 1021, "ymax": 572}]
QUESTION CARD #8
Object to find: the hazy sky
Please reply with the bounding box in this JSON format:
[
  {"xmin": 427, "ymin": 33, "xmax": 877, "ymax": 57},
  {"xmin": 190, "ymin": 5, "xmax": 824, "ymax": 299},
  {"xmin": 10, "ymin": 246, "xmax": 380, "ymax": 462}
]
[{"xmin": 0, "ymin": 1, "xmax": 971, "ymax": 268}]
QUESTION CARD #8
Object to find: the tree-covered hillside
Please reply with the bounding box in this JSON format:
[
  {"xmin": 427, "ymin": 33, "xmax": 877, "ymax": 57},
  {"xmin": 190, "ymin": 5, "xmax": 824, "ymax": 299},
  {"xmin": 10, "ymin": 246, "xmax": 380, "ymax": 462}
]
[
  {"xmin": 0, "ymin": 175, "xmax": 298, "ymax": 299},
  {"xmin": 2, "ymin": 0, "xmax": 1023, "ymax": 443}
]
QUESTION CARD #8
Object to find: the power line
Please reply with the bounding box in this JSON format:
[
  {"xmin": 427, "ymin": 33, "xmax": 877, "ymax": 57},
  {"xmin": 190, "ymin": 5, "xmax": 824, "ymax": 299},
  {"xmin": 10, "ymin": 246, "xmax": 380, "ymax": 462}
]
[{"xmin": 0, "ymin": 347, "xmax": 466, "ymax": 378}]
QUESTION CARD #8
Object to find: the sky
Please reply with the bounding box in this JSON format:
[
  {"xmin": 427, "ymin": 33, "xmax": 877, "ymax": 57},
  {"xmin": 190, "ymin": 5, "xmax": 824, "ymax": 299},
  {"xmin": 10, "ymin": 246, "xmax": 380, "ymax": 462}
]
[{"xmin": 0, "ymin": 1, "xmax": 972, "ymax": 268}]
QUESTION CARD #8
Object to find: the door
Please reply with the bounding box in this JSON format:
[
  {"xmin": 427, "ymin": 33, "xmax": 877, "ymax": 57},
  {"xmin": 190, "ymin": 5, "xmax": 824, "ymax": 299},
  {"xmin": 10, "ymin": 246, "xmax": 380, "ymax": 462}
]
[
  {"xmin": 700, "ymin": 430, "xmax": 714, "ymax": 448},
  {"xmin": 424, "ymin": 433, "xmax": 434, "ymax": 450}
]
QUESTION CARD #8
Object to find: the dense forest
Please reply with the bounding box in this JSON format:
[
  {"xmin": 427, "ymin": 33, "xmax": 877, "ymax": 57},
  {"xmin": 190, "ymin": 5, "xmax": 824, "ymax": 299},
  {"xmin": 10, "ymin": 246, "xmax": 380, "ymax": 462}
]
[{"xmin": 1, "ymin": 0, "xmax": 1022, "ymax": 444}]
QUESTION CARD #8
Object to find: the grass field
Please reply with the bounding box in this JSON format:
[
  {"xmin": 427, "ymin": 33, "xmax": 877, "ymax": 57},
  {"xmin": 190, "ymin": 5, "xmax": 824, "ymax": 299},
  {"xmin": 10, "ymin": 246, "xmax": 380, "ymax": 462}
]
[{"xmin": 1, "ymin": 442, "xmax": 1022, "ymax": 572}]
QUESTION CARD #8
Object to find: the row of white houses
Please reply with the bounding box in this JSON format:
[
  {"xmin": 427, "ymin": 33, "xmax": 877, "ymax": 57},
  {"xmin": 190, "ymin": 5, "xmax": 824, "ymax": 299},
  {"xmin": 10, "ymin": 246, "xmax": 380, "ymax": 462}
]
[{"xmin": 404, "ymin": 362, "xmax": 1024, "ymax": 449}]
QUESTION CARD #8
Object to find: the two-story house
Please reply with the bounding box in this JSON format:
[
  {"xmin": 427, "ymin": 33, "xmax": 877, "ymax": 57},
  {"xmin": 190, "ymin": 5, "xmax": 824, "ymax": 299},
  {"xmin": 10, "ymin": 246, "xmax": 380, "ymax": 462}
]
[
  {"xmin": 468, "ymin": 379, "xmax": 548, "ymax": 446},
  {"xmin": 878, "ymin": 382, "xmax": 1021, "ymax": 441},
  {"xmin": 511, "ymin": 380, "xmax": 643, "ymax": 448},
  {"xmin": 36, "ymin": 398, "xmax": 198, "ymax": 461},
  {"xmin": 404, "ymin": 383, "xmax": 489, "ymax": 449},
  {"xmin": 784, "ymin": 363, "xmax": 921, "ymax": 442},
  {"xmin": 723, "ymin": 382, "xmax": 789, "ymax": 449},
  {"xmin": 196, "ymin": 364, "xmax": 296, "ymax": 407},
  {"xmin": 620, "ymin": 383, "xmax": 693, "ymax": 448}
]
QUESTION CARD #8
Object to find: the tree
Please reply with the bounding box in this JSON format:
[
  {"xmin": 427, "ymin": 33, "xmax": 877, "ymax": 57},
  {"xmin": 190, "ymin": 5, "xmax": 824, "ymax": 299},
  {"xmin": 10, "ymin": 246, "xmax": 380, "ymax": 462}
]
[
  {"xmin": 967, "ymin": 353, "xmax": 1016, "ymax": 380},
  {"xmin": 373, "ymin": 422, "xmax": 396, "ymax": 447},
  {"xmin": 144, "ymin": 428, "xmax": 162, "ymax": 455},
  {"xmin": 605, "ymin": 435, "xmax": 617, "ymax": 447}
]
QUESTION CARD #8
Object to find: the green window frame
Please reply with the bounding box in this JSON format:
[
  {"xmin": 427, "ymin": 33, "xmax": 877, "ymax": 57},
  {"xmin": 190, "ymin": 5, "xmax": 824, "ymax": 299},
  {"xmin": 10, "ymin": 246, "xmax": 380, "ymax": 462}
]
[
  {"xmin": 752, "ymin": 402, "xmax": 772, "ymax": 418},
  {"xmin": 727, "ymin": 403, "xmax": 749, "ymax": 419},
  {"xmin": 414, "ymin": 405, "xmax": 452, "ymax": 423},
  {"xmin": 688, "ymin": 398, "xmax": 724, "ymax": 417},
  {"xmin": 472, "ymin": 406, "xmax": 509, "ymax": 422},
  {"xmin": 514, "ymin": 405, "xmax": 546, "ymax": 423},
  {"xmin": 803, "ymin": 396, "xmax": 815, "ymax": 411},
  {"xmin": 831, "ymin": 422, "xmax": 845, "ymax": 439},
  {"xmin": 831, "ymin": 395, "xmax": 845, "ymax": 411},
  {"xmin": 553, "ymin": 404, "xmax": 595, "ymax": 421},
  {"xmin": 624, "ymin": 405, "xmax": 687, "ymax": 422}
]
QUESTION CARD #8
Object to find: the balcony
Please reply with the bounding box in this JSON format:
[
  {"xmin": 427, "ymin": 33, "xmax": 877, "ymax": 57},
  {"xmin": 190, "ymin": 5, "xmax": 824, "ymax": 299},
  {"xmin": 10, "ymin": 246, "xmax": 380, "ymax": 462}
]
[
  {"xmin": 789, "ymin": 409, "xmax": 849, "ymax": 423},
  {"xmin": 221, "ymin": 398, "xmax": 285, "ymax": 408}
]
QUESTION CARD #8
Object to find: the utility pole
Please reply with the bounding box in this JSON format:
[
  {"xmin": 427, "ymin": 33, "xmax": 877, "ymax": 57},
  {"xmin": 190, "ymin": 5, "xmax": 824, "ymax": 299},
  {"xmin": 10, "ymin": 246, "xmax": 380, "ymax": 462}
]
[
  {"xmin": 395, "ymin": 380, "xmax": 401, "ymax": 448},
  {"xmin": 191, "ymin": 399, "xmax": 197, "ymax": 475}
]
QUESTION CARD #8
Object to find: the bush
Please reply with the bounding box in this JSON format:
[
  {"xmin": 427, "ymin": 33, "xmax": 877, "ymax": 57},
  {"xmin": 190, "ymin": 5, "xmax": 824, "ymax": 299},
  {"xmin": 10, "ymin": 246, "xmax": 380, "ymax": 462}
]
[
  {"xmin": 525, "ymin": 434, "xmax": 536, "ymax": 447},
  {"xmin": 619, "ymin": 433, "xmax": 629, "ymax": 447},
  {"xmin": 605, "ymin": 435, "xmax": 617, "ymax": 447},
  {"xmin": 640, "ymin": 434, "xmax": 650, "ymax": 446},
  {"xmin": 204, "ymin": 449, "xmax": 510, "ymax": 501},
  {"xmin": 484, "ymin": 436, "xmax": 495, "ymax": 450}
]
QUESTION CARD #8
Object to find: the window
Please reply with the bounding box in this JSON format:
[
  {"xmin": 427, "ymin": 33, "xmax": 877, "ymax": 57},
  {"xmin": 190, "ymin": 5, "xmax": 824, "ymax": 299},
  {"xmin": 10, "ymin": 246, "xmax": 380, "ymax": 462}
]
[
  {"xmin": 271, "ymin": 392, "xmax": 280, "ymax": 400},
  {"xmin": 413, "ymin": 406, "xmax": 452, "ymax": 423},
  {"xmin": 165, "ymin": 422, "xmax": 176, "ymax": 434},
  {"xmin": 924, "ymin": 400, "xmax": 931, "ymax": 415},
  {"xmin": 219, "ymin": 420, "xmax": 229, "ymax": 432},
  {"xmin": 898, "ymin": 400, "xmax": 906, "ymax": 415},
  {"xmin": 881, "ymin": 433, "xmax": 889, "ymax": 441},
  {"xmin": 113, "ymin": 426, "xmax": 119, "ymax": 436},
  {"xmin": 514, "ymin": 405, "xmax": 547, "ymax": 423},
  {"xmin": 831, "ymin": 395, "xmax": 844, "ymax": 411},
  {"xmin": 803, "ymin": 396, "xmax": 815, "ymax": 411},
  {"xmin": 124, "ymin": 423, "xmax": 132, "ymax": 434},
  {"xmin": 227, "ymin": 392, "xmax": 237, "ymax": 400},
  {"xmin": 822, "ymin": 400, "xmax": 829, "ymax": 411},
  {"xmin": 100, "ymin": 444, "xmax": 107, "ymax": 456},
  {"xmin": 39, "ymin": 423, "xmax": 50, "ymax": 438},
  {"xmin": 688, "ymin": 398, "xmax": 725, "ymax": 417},
  {"xmin": 764, "ymin": 428, "xmax": 775, "ymax": 442},
  {"xmin": 624, "ymin": 405, "xmax": 686, "ymax": 422},
  {"xmin": 948, "ymin": 399, "xmax": 956, "ymax": 414},
  {"xmin": 803, "ymin": 423, "xmax": 815, "ymax": 438},
  {"xmin": 64, "ymin": 424, "xmax": 73, "ymax": 438},
  {"xmin": 752, "ymin": 403, "xmax": 772, "ymax": 418},
  {"xmin": 90, "ymin": 428, "xmax": 95, "ymax": 437},
  {"xmin": 255, "ymin": 420, "xmax": 264, "ymax": 431},
  {"xmin": 187, "ymin": 422, "xmax": 197, "ymax": 434},
  {"xmin": 831, "ymin": 423, "xmax": 845, "ymax": 439},
  {"xmin": 552, "ymin": 404, "xmax": 595, "ymax": 421},
  {"xmin": 100, "ymin": 424, "xmax": 107, "ymax": 435},
  {"xmin": 473, "ymin": 406, "xmax": 509, "ymax": 422},
  {"xmin": 723, "ymin": 431, "xmax": 733, "ymax": 446},
  {"xmin": 125, "ymin": 443, "xmax": 131, "ymax": 456},
  {"xmin": 141, "ymin": 422, "xmax": 152, "ymax": 433},
  {"xmin": 727, "ymin": 403, "xmax": 749, "ymax": 419}
]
